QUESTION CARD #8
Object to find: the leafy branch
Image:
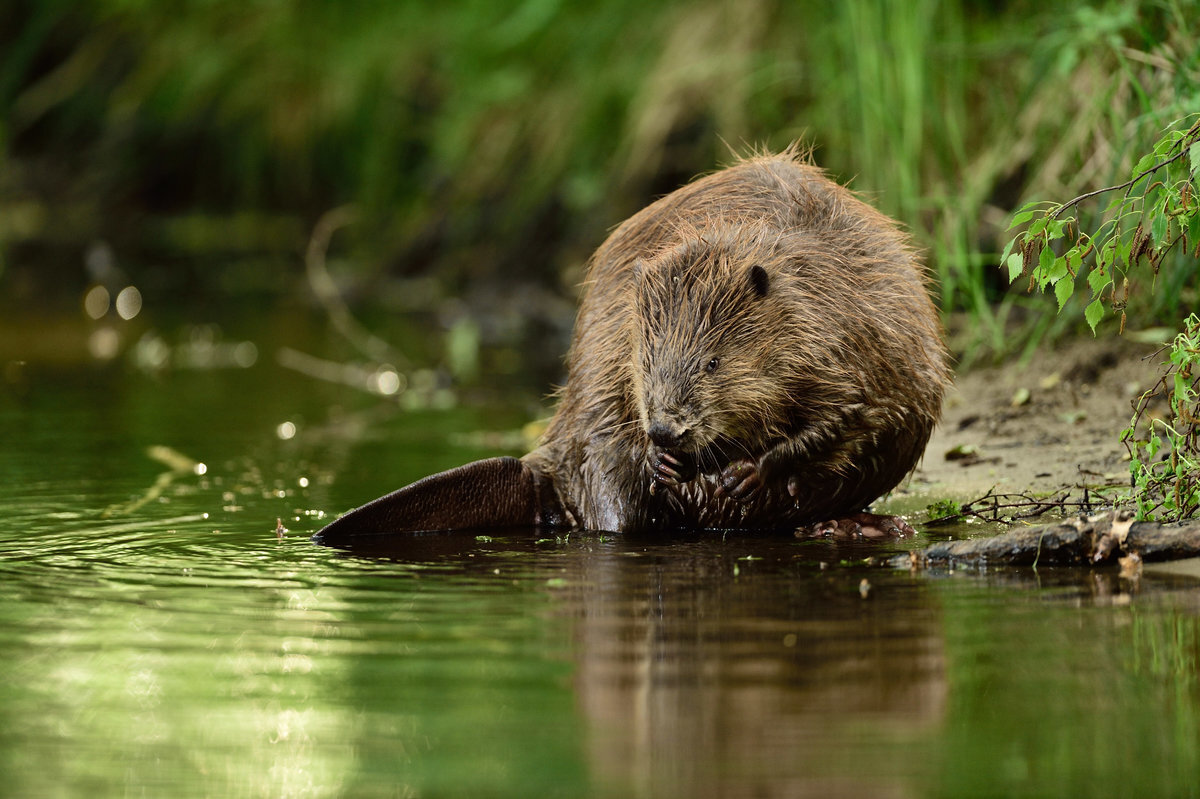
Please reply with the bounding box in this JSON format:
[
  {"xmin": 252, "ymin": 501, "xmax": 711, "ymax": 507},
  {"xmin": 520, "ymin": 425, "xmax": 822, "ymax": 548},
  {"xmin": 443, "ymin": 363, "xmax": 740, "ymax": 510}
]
[
  {"xmin": 1001, "ymin": 116, "xmax": 1200, "ymax": 522},
  {"xmin": 1049, "ymin": 122, "xmax": 1200, "ymax": 220},
  {"xmin": 1002, "ymin": 114, "xmax": 1200, "ymax": 334},
  {"xmin": 1121, "ymin": 314, "xmax": 1200, "ymax": 521}
]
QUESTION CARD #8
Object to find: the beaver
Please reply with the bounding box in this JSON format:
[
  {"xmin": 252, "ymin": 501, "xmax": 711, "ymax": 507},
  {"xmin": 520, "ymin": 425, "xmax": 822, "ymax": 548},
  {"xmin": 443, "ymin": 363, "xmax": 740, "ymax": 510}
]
[{"xmin": 314, "ymin": 150, "xmax": 951, "ymax": 544}]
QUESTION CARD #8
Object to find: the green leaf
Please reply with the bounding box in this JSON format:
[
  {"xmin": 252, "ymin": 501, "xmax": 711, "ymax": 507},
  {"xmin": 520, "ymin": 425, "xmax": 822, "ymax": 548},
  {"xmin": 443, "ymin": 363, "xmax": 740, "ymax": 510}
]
[
  {"xmin": 1181, "ymin": 210, "xmax": 1198, "ymax": 237},
  {"xmin": 1100, "ymin": 236, "xmax": 1117, "ymax": 267},
  {"xmin": 1038, "ymin": 243, "xmax": 1055, "ymax": 273},
  {"xmin": 1000, "ymin": 234, "xmax": 1018, "ymax": 265},
  {"xmin": 1190, "ymin": 142, "xmax": 1200, "ymax": 175},
  {"xmin": 1054, "ymin": 274, "xmax": 1074, "ymax": 309},
  {"xmin": 1087, "ymin": 266, "xmax": 1111, "ymax": 297},
  {"xmin": 1006, "ymin": 252, "xmax": 1023, "ymax": 282},
  {"xmin": 1047, "ymin": 253, "xmax": 1068, "ymax": 281},
  {"xmin": 1151, "ymin": 210, "xmax": 1168, "ymax": 245},
  {"xmin": 1117, "ymin": 232, "xmax": 1132, "ymax": 268},
  {"xmin": 1028, "ymin": 217, "xmax": 1048, "ymax": 237},
  {"xmin": 1175, "ymin": 371, "xmax": 1193, "ymax": 402},
  {"xmin": 1169, "ymin": 152, "xmax": 1192, "ymax": 182},
  {"xmin": 1134, "ymin": 153, "xmax": 1156, "ymax": 175},
  {"xmin": 1085, "ymin": 298, "xmax": 1105, "ymax": 332},
  {"xmin": 1007, "ymin": 209, "xmax": 1037, "ymax": 230},
  {"xmin": 1067, "ymin": 249, "xmax": 1082, "ymax": 276}
]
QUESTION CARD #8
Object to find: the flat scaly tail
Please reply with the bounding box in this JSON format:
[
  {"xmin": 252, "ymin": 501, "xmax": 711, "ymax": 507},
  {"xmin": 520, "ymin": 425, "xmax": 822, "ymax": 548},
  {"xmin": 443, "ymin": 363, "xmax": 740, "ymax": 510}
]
[{"xmin": 312, "ymin": 457, "xmax": 566, "ymax": 547}]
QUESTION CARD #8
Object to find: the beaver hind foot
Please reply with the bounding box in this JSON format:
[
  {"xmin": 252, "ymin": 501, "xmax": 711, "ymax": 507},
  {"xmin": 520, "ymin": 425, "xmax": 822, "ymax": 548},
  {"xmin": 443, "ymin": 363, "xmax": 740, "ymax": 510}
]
[{"xmin": 797, "ymin": 513, "xmax": 916, "ymax": 540}]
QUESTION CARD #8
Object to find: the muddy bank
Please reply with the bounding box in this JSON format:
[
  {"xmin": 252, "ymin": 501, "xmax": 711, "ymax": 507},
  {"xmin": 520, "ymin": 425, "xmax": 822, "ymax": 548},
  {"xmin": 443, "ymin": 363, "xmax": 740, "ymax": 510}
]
[{"xmin": 902, "ymin": 336, "xmax": 1168, "ymax": 511}]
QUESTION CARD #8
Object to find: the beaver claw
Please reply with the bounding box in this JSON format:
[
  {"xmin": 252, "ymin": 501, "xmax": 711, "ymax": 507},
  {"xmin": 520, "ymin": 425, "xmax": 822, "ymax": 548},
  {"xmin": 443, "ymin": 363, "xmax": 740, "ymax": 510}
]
[
  {"xmin": 649, "ymin": 447, "xmax": 697, "ymax": 486},
  {"xmin": 717, "ymin": 458, "xmax": 762, "ymax": 499}
]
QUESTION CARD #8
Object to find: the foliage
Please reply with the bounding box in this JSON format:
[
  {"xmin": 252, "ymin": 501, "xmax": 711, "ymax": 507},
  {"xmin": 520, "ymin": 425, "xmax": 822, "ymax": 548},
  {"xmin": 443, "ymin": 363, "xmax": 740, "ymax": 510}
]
[
  {"xmin": 1003, "ymin": 115, "xmax": 1200, "ymax": 336},
  {"xmin": 925, "ymin": 498, "xmax": 962, "ymax": 521},
  {"xmin": 0, "ymin": 4, "xmax": 1162, "ymax": 289},
  {"xmin": 0, "ymin": 0, "xmax": 1197, "ymax": 342},
  {"xmin": 1122, "ymin": 314, "xmax": 1200, "ymax": 521},
  {"xmin": 1002, "ymin": 105, "xmax": 1200, "ymax": 521},
  {"xmin": 998, "ymin": 2, "xmax": 1199, "ymax": 520}
]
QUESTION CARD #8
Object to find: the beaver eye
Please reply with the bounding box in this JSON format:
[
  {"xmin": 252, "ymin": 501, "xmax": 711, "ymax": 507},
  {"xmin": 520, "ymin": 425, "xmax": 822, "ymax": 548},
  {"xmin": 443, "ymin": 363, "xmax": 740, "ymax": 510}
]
[{"xmin": 703, "ymin": 357, "xmax": 720, "ymax": 374}]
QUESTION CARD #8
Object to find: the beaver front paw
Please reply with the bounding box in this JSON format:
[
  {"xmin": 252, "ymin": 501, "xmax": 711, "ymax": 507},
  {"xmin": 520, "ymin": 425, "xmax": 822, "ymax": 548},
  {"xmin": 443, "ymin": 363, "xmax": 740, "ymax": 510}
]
[
  {"xmin": 648, "ymin": 447, "xmax": 697, "ymax": 489},
  {"xmin": 717, "ymin": 458, "xmax": 762, "ymax": 499}
]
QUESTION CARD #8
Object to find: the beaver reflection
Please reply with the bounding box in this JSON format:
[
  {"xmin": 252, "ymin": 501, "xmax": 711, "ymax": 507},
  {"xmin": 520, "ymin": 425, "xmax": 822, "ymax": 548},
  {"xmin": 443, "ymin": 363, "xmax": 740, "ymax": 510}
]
[{"xmin": 562, "ymin": 540, "xmax": 946, "ymax": 799}]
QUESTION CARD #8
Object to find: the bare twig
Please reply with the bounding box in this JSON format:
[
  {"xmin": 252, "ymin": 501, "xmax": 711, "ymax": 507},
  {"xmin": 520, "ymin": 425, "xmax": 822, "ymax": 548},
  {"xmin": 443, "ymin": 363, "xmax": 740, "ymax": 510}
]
[{"xmin": 926, "ymin": 485, "xmax": 1124, "ymax": 527}]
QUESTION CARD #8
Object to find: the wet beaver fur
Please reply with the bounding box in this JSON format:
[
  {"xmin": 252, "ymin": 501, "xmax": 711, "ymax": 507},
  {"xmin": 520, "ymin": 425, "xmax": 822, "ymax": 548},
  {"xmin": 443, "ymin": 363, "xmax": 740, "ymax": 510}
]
[
  {"xmin": 521, "ymin": 149, "xmax": 951, "ymax": 532},
  {"xmin": 315, "ymin": 149, "xmax": 951, "ymax": 544}
]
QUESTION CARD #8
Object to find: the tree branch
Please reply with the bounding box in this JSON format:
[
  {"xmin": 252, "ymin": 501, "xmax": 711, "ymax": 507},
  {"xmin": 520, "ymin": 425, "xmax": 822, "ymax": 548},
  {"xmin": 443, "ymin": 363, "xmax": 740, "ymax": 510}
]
[{"xmin": 1051, "ymin": 137, "xmax": 1197, "ymax": 220}]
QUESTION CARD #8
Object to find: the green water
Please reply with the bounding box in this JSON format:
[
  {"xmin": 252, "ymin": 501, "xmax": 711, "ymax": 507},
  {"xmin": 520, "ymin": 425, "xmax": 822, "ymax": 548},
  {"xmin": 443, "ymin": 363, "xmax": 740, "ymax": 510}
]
[{"xmin": 3, "ymin": 318, "xmax": 1200, "ymax": 798}]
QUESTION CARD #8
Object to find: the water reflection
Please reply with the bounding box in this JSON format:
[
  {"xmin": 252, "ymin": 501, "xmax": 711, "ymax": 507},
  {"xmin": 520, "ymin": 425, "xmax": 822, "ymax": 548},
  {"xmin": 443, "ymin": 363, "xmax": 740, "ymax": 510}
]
[
  {"xmin": 337, "ymin": 532, "xmax": 947, "ymax": 798},
  {"xmin": 574, "ymin": 546, "xmax": 945, "ymax": 798}
]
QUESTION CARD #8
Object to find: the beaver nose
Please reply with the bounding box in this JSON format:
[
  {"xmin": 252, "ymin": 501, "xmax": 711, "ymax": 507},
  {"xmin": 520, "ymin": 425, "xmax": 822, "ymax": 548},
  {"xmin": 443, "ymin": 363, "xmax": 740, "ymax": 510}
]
[{"xmin": 647, "ymin": 419, "xmax": 690, "ymax": 449}]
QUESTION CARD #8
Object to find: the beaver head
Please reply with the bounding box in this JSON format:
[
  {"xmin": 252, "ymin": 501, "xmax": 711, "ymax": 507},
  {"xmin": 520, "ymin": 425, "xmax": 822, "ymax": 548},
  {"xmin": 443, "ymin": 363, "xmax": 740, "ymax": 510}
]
[{"xmin": 627, "ymin": 224, "xmax": 810, "ymax": 462}]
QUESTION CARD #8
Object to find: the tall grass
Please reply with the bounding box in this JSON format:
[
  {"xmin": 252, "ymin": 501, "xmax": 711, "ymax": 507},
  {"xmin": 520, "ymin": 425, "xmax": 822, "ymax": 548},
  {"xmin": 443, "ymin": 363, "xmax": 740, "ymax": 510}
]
[{"xmin": 1, "ymin": 0, "xmax": 1196, "ymax": 350}]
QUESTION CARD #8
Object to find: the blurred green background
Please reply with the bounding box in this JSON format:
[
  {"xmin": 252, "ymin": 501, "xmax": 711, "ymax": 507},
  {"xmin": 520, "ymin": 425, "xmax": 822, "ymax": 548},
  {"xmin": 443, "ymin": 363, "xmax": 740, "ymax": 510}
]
[{"xmin": 1, "ymin": 0, "xmax": 1196, "ymax": 366}]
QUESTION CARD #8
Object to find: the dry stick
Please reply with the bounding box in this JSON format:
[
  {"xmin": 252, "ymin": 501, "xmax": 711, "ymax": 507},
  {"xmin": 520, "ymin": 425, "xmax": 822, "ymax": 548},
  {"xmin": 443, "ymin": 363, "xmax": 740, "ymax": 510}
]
[
  {"xmin": 305, "ymin": 205, "xmax": 407, "ymax": 367},
  {"xmin": 926, "ymin": 486, "xmax": 1120, "ymax": 527}
]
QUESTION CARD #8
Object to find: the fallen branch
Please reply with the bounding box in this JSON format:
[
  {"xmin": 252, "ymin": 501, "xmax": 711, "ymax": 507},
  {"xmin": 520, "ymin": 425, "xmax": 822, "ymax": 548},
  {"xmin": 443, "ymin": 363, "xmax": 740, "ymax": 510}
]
[
  {"xmin": 926, "ymin": 486, "xmax": 1123, "ymax": 526},
  {"xmin": 893, "ymin": 512, "xmax": 1200, "ymax": 570}
]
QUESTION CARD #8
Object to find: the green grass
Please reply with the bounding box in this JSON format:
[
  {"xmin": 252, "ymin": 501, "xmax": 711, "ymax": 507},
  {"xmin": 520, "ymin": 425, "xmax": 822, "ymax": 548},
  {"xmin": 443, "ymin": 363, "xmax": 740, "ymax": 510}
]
[{"xmin": 1, "ymin": 0, "xmax": 1197, "ymax": 353}]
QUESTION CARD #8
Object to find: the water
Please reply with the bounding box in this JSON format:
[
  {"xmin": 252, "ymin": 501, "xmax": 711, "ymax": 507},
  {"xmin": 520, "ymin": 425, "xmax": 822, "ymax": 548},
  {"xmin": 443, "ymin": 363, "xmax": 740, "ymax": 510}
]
[{"xmin": 3, "ymin": 316, "xmax": 1200, "ymax": 798}]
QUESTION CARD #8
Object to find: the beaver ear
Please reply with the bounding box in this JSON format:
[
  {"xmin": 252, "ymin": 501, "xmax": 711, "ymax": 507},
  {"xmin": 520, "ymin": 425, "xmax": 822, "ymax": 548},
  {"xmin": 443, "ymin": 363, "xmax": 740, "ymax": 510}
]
[{"xmin": 748, "ymin": 264, "xmax": 770, "ymax": 298}]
